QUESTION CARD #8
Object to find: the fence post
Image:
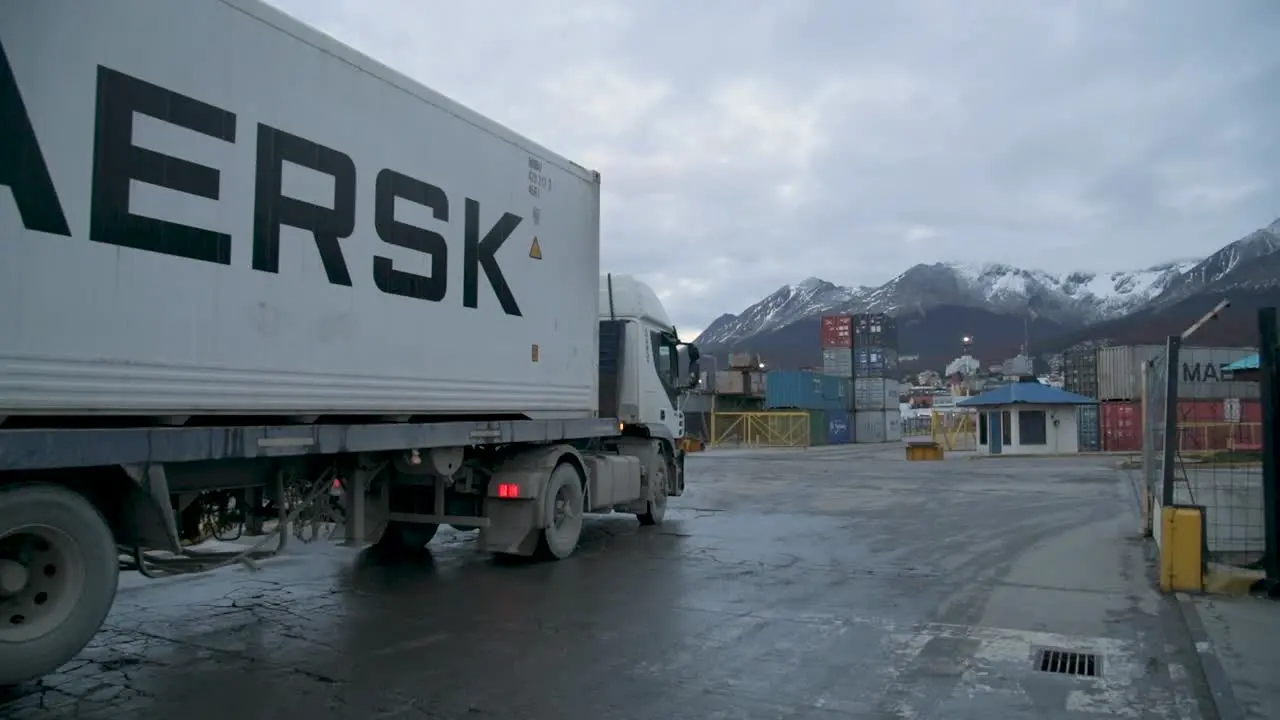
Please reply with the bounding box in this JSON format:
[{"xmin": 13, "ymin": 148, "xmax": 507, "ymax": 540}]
[
  {"xmin": 1141, "ymin": 361, "xmax": 1154, "ymax": 535},
  {"xmin": 1161, "ymin": 335, "xmax": 1182, "ymax": 507},
  {"xmin": 1258, "ymin": 308, "xmax": 1279, "ymax": 582}
]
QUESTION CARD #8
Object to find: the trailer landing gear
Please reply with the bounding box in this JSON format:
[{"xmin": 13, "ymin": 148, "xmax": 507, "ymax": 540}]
[{"xmin": 0, "ymin": 484, "xmax": 119, "ymax": 686}]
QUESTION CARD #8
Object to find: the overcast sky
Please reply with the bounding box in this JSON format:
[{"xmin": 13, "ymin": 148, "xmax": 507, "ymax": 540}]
[{"xmin": 268, "ymin": 0, "xmax": 1279, "ymax": 339}]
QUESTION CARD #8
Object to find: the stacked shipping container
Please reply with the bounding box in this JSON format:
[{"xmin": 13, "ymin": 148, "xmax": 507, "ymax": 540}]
[
  {"xmin": 1063, "ymin": 344, "xmax": 1259, "ymax": 452},
  {"xmin": 1062, "ymin": 345, "xmax": 1101, "ymax": 450},
  {"xmin": 819, "ymin": 316, "xmax": 856, "ymax": 445},
  {"xmin": 763, "ymin": 369, "xmax": 851, "ymax": 447},
  {"xmin": 1099, "ymin": 398, "xmax": 1264, "ymax": 453},
  {"xmin": 764, "ymin": 370, "xmax": 850, "ymax": 413},
  {"xmin": 852, "ymin": 314, "xmax": 902, "ymax": 443},
  {"xmin": 1095, "ymin": 346, "xmax": 1258, "ymax": 401},
  {"xmin": 712, "ymin": 370, "xmax": 765, "ymax": 395},
  {"xmin": 820, "ymin": 313, "xmax": 903, "ymax": 443}
]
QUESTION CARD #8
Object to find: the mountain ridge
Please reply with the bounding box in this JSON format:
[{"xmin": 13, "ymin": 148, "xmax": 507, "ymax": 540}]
[{"xmin": 695, "ymin": 216, "xmax": 1280, "ymax": 372}]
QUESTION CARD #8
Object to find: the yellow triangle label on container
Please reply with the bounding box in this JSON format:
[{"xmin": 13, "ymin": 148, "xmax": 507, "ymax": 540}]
[{"xmin": 529, "ymin": 236, "xmax": 542, "ymax": 260}]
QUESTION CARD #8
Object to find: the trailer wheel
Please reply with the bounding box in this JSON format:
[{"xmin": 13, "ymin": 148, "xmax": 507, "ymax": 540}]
[
  {"xmin": 0, "ymin": 483, "xmax": 119, "ymax": 686},
  {"xmin": 373, "ymin": 521, "xmax": 439, "ymax": 554},
  {"xmin": 536, "ymin": 464, "xmax": 585, "ymax": 560},
  {"xmin": 637, "ymin": 451, "xmax": 669, "ymax": 526}
]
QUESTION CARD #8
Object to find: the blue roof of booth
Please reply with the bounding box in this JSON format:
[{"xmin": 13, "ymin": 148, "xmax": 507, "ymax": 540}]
[{"xmin": 957, "ymin": 383, "xmax": 1097, "ymax": 408}]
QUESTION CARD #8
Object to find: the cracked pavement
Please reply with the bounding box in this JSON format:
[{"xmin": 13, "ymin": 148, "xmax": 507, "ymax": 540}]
[{"xmin": 0, "ymin": 445, "xmax": 1214, "ymax": 718}]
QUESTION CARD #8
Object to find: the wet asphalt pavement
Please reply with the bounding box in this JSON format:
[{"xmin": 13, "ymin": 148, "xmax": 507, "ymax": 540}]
[{"xmin": 1, "ymin": 445, "xmax": 1213, "ymax": 719}]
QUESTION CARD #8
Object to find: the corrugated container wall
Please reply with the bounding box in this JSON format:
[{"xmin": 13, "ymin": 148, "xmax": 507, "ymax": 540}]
[
  {"xmin": 854, "ymin": 378, "xmax": 890, "ymax": 410},
  {"xmin": 764, "ymin": 370, "xmax": 849, "ymax": 412},
  {"xmin": 807, "ymin": 409, "xmax": 828, "ymax": 446},
  {"xmin": 885, "ymin": 379, "xmax": 902, "ymax": 406},
  {"xmin": 1100, "ymin": 398, "xmax": 1265, "ymax": 453},
  {"xmin": 853, "ymin": 348, "xmax": 898, "ymax": 378},
  {"xmin": 715, "ymin": 371, "xmax": 746, "ymax": 395},
  {"xmin": 853, "ymin": 410, "xmax": 887, "ymax": 443},
  {"xmin": 1077, "ymin": 404, "xmax": 1100, "ymax": 451},
  {"xmin": 827, "ymin": 412, "xmax": 852, "ymax": 444},
  {"xmin": 852, "ymin": 314, "xmax": 898, "ymax": 350},
  {"xmin": 1063, "ymin": 347, "xmax": 1099, "ymax": 399},
  {"xmin": 728, "ymin": 352, "xmax": 757, "ymax": 369},
  {"xmin": 0, "ymin": 0, "xmax": 606, "ymax": 420},
  {"xmin": 1097, "ymin": 345, "xmax": 1259, "ymax": 401},
  {"xmin": 821, "ymin": 315, "xmax": 854, "ymax": 348},
  {"xmin": 823, "ymin": 347, "xmax": 853, "ymax": 377},
  {"xmin": 884, "ymin": 410, "xmax": 903, "ymax": 441},
  {"xmin": 1100, "ymin": 401, "xmax": 1141, "ymax": 452}
]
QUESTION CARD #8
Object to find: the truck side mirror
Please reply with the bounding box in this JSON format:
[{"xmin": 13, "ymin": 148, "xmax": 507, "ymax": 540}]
[{"xmin": 690, "ymin": 350, "xmax": 702, "ymax": 389}]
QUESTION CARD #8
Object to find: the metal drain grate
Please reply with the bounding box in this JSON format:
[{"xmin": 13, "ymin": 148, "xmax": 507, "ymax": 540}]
[{"xmin": 1035, "ymin": 648, "xmax": 1099, "ymax": 677}]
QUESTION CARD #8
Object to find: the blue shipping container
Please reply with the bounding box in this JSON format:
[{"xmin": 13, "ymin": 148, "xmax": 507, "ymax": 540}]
[
  {"xmin": 853, "ymin": 347, "xmax": 899, "ymax": 377},
  {"xmin": 827, "ymin": 412, "xmax": 852, "ymax": 444},
  {"xmin": 1077, "ymin": 404, "xmax": 1101, "ymax": 451},
  {"xmin": 764, "ymin": 370, "xmax": 849, "ymax": 412}
]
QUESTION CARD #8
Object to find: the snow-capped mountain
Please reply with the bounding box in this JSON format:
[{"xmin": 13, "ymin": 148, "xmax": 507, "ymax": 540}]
[
  {"xmin": 1151, "ymin": 218, "xmax": 1280, "ymax": 306},
  {"xmin": 695, "ymin": 216, "xmax": 1280, "ymax": 356},
  {"xmin": 696, "ymin": 259, "xmax": 1196, "ymax": 347}
]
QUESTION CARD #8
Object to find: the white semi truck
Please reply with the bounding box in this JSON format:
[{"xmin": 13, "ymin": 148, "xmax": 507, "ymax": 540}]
[{"xmin": 0, "ymin": 0, "xmax": 700, "ymax": 686}]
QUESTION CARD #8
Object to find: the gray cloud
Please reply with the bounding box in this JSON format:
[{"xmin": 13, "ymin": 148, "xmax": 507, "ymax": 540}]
[{"xmin": 267, "ymin": 0, "xmax": 1280, "ymax": 338}]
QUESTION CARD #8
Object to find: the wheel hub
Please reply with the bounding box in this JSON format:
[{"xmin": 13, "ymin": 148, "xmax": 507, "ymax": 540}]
[
  {"xmin": 0, "ymin": 526, "xmax": 84, "ymax": 643},
  {"xmin": 653, "ymin": 464, "xmax": 668, "ymax": 505},
  {"xmin": 553, "ymin": 486, "xmax": 569, "ymax": 529},
  {"xmin": 0, "ymin": 559, "xmax": 27, "ymax": 596}
]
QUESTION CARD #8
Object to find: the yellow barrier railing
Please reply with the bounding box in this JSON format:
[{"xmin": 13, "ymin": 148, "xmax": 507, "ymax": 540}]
[
  {"xmin": 710, "ymin": 411, "xmax": 811, "ymax": 448},
  {"xmin": 931, "ymin": 410, "xmax": 978, "ymax": 451},
  {"xmin": 1174, "ymin": 421, "xmax": 1263, "ymax": 455}
]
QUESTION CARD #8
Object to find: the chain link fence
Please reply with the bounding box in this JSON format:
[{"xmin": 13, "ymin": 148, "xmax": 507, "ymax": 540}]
[{"xmin": 1143, "ymin": 315, "xmax": 1278, "ymax": 579}]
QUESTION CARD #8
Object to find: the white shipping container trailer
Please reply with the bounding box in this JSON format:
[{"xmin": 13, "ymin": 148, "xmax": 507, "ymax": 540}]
[{"xmin": 0, "ymin": 0, "xmax": 701, "ymax": 686}]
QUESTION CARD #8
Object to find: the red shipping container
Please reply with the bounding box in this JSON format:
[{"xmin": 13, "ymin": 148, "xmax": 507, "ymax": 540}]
[
  {"xmin": 1172, "ymin": 399, "xmax": 1263, "ymax": 453},
  {"xmin": 1100, "ymin": 401, "xmax": 1142, "ymax": 452},
  {"xmin": 1101, "ymin": 398, "xmax": 1262, "ymax": 453},
  {"xmin": 821, "ymin": 315, "xmax": 853, "ymax": 348}
]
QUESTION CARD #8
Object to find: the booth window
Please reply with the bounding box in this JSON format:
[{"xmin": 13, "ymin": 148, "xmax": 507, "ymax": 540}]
[{"xmin": 1019, "ymin": 410, "xmax": 1048, "ymax": 445}]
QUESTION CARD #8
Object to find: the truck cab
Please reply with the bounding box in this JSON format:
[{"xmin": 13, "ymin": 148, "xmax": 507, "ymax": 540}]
[{"xmin": 597, "ymin": 273, "xmax": 697, "ymax": 444}]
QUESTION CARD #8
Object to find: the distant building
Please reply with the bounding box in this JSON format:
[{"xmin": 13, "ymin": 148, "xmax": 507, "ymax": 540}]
[{"xmin": 957, "ymin": 380, "xmax": 1098, "ymax": 456}]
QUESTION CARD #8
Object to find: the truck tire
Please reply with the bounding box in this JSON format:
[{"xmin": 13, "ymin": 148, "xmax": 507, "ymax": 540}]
[
  {"xmin": 536, "ymin": 463, "xmax": 585, "ymax": 560},
  {"xmin": 637, "ymin": 449, "xmax": 670, "ymax": 526},
  {"xmin": 0, "ymin": 483, "xmax": 119, "ymax": 686},
  {"xmin": 373, "ymin": 521, "xmax": 439, "ymax": 554}
]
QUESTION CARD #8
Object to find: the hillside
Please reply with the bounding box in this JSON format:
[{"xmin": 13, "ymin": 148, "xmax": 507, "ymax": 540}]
[{"xmin": 696, "ymin": 217, "xmax": 1280, "ymax": 374}]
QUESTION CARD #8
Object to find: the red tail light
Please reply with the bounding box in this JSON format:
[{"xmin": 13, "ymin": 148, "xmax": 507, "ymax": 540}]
[{"xmin": 496, "ymin": 483, "xmax": 519, "ymax": 498}]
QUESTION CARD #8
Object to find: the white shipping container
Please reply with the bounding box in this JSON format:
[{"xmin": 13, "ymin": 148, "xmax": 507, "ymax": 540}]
[
  {"xmin": 853, "ymin": 410, "xmax": 887, "ymax": 443},
  {"xmin": 748, "ymin": 371, "xmax": 766, "ymax": 395},
  {"xmin": 715, "ymin": 371, "xmax": 746, "ymax": 394},
  {"xmin": 728, "ymin": 352, "xmax": 757, "ymax": 369},
  {"xmin": 882, "ymin": 379, "xmax": 901, "ymax": 407},
  {"xmin": 884, "ymin": 410, "xmax": 903, "ymax": 442},
  {"xmin": 822, "ymin": 347, "xmax": 853, "ymax": 376},
  {"xmin": 0, "ymin": 0, "xmax": 603, "ymax": 418},
  {"xmin": 854, "ymin": 378, "xmax": 888, "ymax": 410},
  {"xmin": 1097, "ymin": 345, "xmax": 1259, "ymax": 401}
]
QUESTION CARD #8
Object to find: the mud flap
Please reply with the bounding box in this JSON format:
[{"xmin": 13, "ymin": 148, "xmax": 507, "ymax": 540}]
[{"xmin": 478, "ymin": 498, "xmax": 542, "ymax": 555}]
